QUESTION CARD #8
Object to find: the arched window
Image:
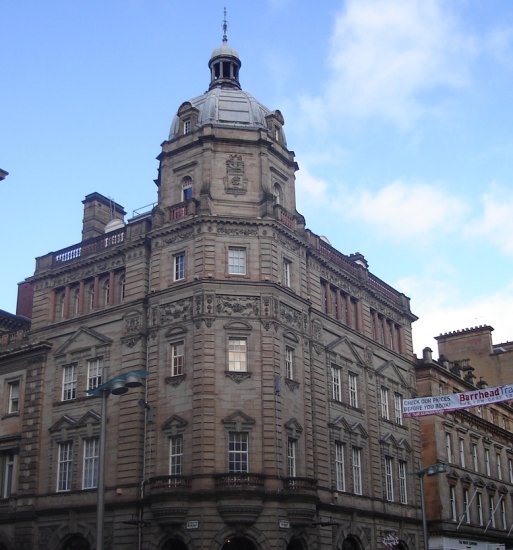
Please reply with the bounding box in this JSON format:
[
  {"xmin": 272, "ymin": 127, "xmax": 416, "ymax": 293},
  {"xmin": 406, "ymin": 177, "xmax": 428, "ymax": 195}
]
[
  {"xmin": 273, "ymin": 183, "xmax": 282, "ymax": 205},
  {"xmin": 87, "ymin": 284, "xmax": 94, "ymax": 311},
  {"xmin": 182, "ymin": 176, "xmax": 193, "ymax": 201},
  {"xmin": 118, "ymin": 275, "xmax": 125, "ymax": 303},
  {"xmin": 57, "ymin": 292, "xmax": 65, "ymax": 319},
  {"xmin": 71, "ymin": 288, "xmax": 80, "ymax": 316},
  {"xmin": 102, "ymin": 280, "xmax": 110, "ymax": 306}
]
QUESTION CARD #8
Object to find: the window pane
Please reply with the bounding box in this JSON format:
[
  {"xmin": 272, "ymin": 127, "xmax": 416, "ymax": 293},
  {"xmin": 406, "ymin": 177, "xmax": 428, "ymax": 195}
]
[
  {"xmin": 228, "ymin": 338, "xmax": 247, "ymax": 372},
  {"xmin": 174, "ymin": 253, "xmax": 185, "ymax": 281},
  {"xmin": 171, "ymin": 341, "xmax": 185, "ymax": 376},
  {"xmin": 335, "ymin": 442, "xmax": 345, "ymax": 492},
  {"xmin": 8, "ymin": 381, "xmax": 20, "ymax": 413},
  {"xmin": 82, "ymin": 439, "xmax": 99, "ymax": 489},
  {"xmin": 57, "ymin": 442, "xmax": 73, "ymax": 492},
  {"xmin": 62, "ymin": 364, "xmax": 77, "ymax": 401},
  {"xmin": 87, "ymin": 358, "xmax": 103, "ymax": 391},
  {"xmin": 228, "ymin": 248, "xmax": 246, "ymax": 275},
  {"xmin": 228, "ymin": 432, "xmax": 248, "ymax": 473},
  {"xmin": 169, "ymin": 435, "xmax": 183, "ymax": 476}
]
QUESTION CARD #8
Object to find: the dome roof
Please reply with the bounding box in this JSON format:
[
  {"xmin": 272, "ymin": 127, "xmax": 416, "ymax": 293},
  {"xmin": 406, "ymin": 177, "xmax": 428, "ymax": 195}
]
[
  {"xmin": 169, "ymin": 87, "xmax": 271, "ymax": 139},
  {"xmin": 210, "ymin": 42, "xmax": 240, "ymax": 62}
]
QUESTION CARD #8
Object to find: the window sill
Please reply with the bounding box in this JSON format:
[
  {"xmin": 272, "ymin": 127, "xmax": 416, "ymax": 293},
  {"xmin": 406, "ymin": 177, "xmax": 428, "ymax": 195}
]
[
  {"xmin": 225, "ymin": 371, "xmax": 251, "ymax": 384},
  {"xmin": 165, "ymin": 374, "xmax": 186, "ymax": 386}
]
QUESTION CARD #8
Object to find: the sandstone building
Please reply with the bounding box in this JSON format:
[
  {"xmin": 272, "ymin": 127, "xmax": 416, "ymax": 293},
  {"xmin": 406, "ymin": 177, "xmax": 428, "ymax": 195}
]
[
  {"xmin": 0, "ymin": 33, "xmax": 422, "ymax": 550},
  {"xmin": 416, "ymin": 326, "xmax": 513, "ymax": 550}
]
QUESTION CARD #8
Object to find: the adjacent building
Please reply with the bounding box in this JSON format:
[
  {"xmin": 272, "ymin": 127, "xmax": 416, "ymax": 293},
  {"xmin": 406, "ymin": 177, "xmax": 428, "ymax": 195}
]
[
  {"xmin": 0, "ymin": 33, "xmax": 423, "ymax": 550},
  {"xmin": 416, "ymin": 326, "xmax": 513, "ymax": 550}
]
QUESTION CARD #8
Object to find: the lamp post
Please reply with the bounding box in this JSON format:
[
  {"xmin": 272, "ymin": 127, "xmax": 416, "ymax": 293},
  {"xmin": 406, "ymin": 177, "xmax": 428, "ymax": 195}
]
[
  {"xmin": 417, "ymin": 462, "xmax": 447, "ymax": 550},
  {"xmin": 87, "ymin": 369, "xmax": 148, "ymax": 550}
]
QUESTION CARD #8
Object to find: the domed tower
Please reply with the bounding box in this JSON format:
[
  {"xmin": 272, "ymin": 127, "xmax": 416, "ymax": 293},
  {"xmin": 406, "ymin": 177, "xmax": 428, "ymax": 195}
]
[{"xmin": 155, "ymin": 25, "xmax": 301, "ymax": 224}]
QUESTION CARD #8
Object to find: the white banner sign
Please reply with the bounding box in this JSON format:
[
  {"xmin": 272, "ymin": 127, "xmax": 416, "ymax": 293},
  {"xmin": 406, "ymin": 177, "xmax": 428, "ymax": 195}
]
[{"xmin": 403, "ymin": 383, "xmax": 513, "ymax": 417}]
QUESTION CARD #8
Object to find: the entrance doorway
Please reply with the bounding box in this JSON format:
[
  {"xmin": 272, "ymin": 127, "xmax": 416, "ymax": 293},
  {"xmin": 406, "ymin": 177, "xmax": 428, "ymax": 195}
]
[
  {"xmin": 60, "ymin": 535, "xmax": 90, "ymax": 550},
  {"xmin": 221, "ymin": 537, "xmax": 257, "ymax": 550},
  {"xmin": 162, "ymin": 540, "xmax": 188, "ymax": 550}
]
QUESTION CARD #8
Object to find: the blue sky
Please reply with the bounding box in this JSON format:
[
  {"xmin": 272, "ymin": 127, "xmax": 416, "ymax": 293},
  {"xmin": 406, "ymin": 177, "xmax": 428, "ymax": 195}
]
[{"xmin": 2, "ymin": 0, "xmax": 513, "ymax": 356}]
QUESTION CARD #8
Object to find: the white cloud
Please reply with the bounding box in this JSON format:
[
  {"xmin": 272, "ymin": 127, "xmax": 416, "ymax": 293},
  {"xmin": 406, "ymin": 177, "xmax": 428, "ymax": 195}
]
[
  {"xmin": 410, "ymin": 281, "xmax": 513, "ymax": 357},
  {"xmin": 466, "ymin": 188, "xmax": 513, "ymax": 257},
  {"xmin": 301, "ymin": 0, "xmax": 475, "ymax": 128},
  {"xmin": 346, "ymin": 180, "xmax": 468, "ymax": 241},
  {"xmin": 295, "ymin": 166, "xmax": 329, "ymax": 205}
]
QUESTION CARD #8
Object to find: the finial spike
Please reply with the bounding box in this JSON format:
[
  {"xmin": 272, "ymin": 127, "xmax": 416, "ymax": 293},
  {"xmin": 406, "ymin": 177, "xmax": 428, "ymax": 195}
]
[{"xmin": 222, "ymin": 7, "xmax": 228, "ymax": 43}]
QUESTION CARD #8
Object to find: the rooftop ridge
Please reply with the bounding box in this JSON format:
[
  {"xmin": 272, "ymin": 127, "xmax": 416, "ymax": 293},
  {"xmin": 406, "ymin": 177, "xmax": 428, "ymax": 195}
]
[{"xmin": 435, "ymin": 325, "xmax": 494, "ymax": 339}]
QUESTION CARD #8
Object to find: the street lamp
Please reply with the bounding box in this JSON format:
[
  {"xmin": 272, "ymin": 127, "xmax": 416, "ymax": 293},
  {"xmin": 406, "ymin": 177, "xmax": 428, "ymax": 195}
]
[
  {"xmin": 417, "ymin": 462, "xmax": 447, "ymax": 550},
  {"xmin": 87, "ymin": 369, "xmax": 149, "ymax": 550}
]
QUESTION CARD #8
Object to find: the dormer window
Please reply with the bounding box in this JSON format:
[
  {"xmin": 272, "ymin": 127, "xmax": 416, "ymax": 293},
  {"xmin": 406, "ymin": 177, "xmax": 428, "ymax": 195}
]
[{"xmin": 183, "ymin": 119, "xmax": 191, "ymax": 135}]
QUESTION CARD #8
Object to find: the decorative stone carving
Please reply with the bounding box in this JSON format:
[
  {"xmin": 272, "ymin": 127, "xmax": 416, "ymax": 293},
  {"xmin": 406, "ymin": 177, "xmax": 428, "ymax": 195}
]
[
  {"xmin": 159, "ymin": 298, "xmax": 192, "ymax": 324},
  {"xmin": 217, "ymin": 225, "xmax": 258, "ymax": 236},
  {"xmin": 217, "ymin": 296, "xmax": 259, "ymax": 316},
  {"xmin": 279, "ymin": 303, "xmax": 303, "ymax": 331},
  {"xmin": 163, "ymin": 229, "xmax": 194, "ymax": 244},
  {"xmin": 165, "ymin": 374, "xmax": 186, "ymax": 386},
  {"xmin": 285, "ymin": 378, "xmax": 300, "ymax": 392},
  {"xmin": 225, "ymin": 371, "xmax": 252, "ymax": 383},
  {"xmin": 224, "ymin": 154, "xmax": 248, "ymax": 194}
]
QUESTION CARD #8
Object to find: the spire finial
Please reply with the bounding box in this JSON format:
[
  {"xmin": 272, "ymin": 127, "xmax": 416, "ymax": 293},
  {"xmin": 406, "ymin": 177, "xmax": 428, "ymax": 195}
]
[{"xmin": 222, "ymin": 7, "xmax": 228, "ymax": 43}]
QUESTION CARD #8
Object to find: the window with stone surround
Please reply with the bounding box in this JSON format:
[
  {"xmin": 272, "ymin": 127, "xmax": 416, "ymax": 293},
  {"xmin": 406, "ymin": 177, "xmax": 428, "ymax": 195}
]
[
  {"xmin": 57, "ymin": 441, "xmax": 73, "ymax": 492},
  {"xmin": 62, "ymin": 364, "xmax": 78, "ymax": 401},
  {"xmin": 228, "ymin": 338, "xmax": 247, "ymax": 372},
  {"xmin": 7, "ymin": 379, "xmax": 20, "ymax": 414},
  {"xmin": 228, "ymin": 247, "xmax": 247, "ymax": 275},
  {"xmin": 173, "ymin": 252, "xmax": 186, "ymax": 281},
  {"xmin": 82, "ymin": 438, "xmax": 99, "ymax": 489},
  {"xmin": 170, "ymin": 341, "xmax": 185, "ymax": 377}
]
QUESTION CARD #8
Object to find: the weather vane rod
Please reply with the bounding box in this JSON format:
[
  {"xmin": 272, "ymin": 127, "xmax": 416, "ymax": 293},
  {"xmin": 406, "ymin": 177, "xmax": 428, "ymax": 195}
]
[{"xmin": 222, "ymin": 7, "xmax": 228, "ymax": 43}]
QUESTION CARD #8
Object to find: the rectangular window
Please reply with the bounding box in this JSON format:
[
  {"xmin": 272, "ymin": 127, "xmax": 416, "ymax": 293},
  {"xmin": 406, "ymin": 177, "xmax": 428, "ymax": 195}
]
[
  {"xmin": 285, "ymin": 346, "xmax": 294, "ymax": 380},
  {"xmin": 477, "ymin": 493, "xmax": 484, "ymax": 526},
  {"xmin": 385, "ymin": 456, "xmax": 394, "ymax": 501},
  {"xmin": 228, "ymin": 247, "xmax": 246, "ymax": 275},
  {"xmin": 170, "ymin": 341, "xmax": 185, "ymax": 376},
  {"xmin": 398, "ymin": 460, "xmax": 407, "ymax": 504},
  {"xmin": 173, "ymin": 252, "xmax": 185, "ymax": 281},
  {"xmin": 287, "ymin": 439, "xmax": 297, "ymax": 477},
  {"xmin": 352, "ymin": 447, "xmax": 362, "ymax": 495},
  {"xmin": 57, "ymin": 441, "xmax": 73, "ymax": 492},
  {"xmin": 496, "ymin": 453, "xmax": 502, "ymax": 480},
  {"xmin": 183, "ymin": 118, "xmax": 191, "ymax": 135},
  {"xmin": 87, "ymin": 358, "xmax": 102, "ymax": 391},
  {"xmin": 501, "ymin": 498, "xmax": 506, "ymax": 530},
  {"xmin": 348, "ymin": 373, "xmax": 358, "ymax": 408},
  {"xmin": 485, "ymin": 448, "xmax": 491, "ymax": 476},
  {"xmin": 509, "ymin": 458, "xmax": 513, "ymax": 483},
  {"xmin": 394, "ymin": 393, "xmax": 403, "ymax": 425},
  {"xmin": 62, "ymin": 364, "xmax": 77, "ymax": 401},
  {"xmin": 380, "ymin": 387, "xmax": 390, "ymax": 420},
  {"xmin": 459, "ymin": 438, "xmax": 466, "ymax": 468},
  {"xmin": 1, "ymin": 452, "xmax": 16, "ymax": 498},
  {"xmin": 472, "ymin": 443, "xmax": 479, "ymax": 472},
  {"xmin": 446, "ymin": 433, "xmax": 453, "ymax": 463},
  {"xmin": 228, "ymin": 338, "xmax": 247, "ymax": 372},
  {"xmin": 331, "ymin": 364, "xmax": 342, "ymax": 402},
  {"xmin": 282, "ymin": 259, "xmax": 291, "ymax": 287},
  {"xmin": 82, "ymin": 438, "xmax": 99, "ymax": 489},
  {"xmin": 450, "ymin": 486, "xmax": 457, "ymax": 521},
  {"xmin": 335, "ymin": 442, "xmax": 345, "ymax": 492},
  {"xmin": 7, "ymin": 380, "xmax": 20, "ymax": 414},
  {"xmin": 489, "ymin": 495, "xmax": 496, "ymax": 528},
  {"xmin": 228, "ymin": 432, "xmax": 248, "ymax": 473},
  {"xmin": 463, "ymin": 488, "xmax": 470, "ymax": 524},
  {"xmin": 169, "ymin": 435, "xmax": 183, "ymax": 476}
]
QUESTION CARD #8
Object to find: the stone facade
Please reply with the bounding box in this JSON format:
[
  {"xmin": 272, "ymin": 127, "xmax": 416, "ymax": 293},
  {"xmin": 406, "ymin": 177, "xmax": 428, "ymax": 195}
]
[
  {"xmin": 416, "ymin": 334, "xmax": 513, "ymax": 550},
  {"xmin": 0, "ymin": 37, "xmax": 422, "ymax": 550}
]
